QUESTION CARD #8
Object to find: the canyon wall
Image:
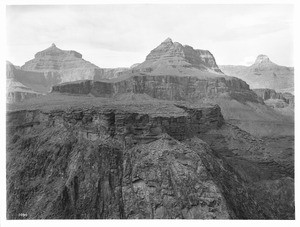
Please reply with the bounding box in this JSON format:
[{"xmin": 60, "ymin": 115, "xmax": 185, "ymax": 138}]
[{"xmin": 52, "ymin": 75, "xmax": 262, "ymax": 103}]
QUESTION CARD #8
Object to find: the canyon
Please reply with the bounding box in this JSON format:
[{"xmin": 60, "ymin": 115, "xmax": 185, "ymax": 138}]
[{"xmin": 6, "ymin": 38, "xmax": 294, "ymax": 219}]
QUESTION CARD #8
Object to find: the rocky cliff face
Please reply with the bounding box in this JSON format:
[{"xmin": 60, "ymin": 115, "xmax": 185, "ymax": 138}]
[
  {"xmin": 220, "ymin": 55, "xmax": 294, "ymax": 93},
  {"xmin": 6, "ymin": 96, "xmax": 294, "ymax": 219},
  {"xmin": 52, "ymin": 75, "xmax": 261, "ymax": 104},
  {"xmin": 7, "ymin": 100, "xmax": 229, "ymax": 219}
]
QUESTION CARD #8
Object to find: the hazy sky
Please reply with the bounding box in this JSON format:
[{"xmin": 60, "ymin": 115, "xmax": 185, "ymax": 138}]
[{"xmin": 6, "ymin": 4, "xmax": 294, "ymax": 68}]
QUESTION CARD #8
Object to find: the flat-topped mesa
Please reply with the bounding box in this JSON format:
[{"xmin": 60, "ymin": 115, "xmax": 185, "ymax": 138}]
[{"xmin": 136, "ymin": 38, "xmax": 223, "ymax": 74}]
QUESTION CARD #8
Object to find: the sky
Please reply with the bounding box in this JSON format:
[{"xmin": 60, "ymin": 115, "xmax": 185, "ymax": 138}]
[{"xmin": 6, "ymin": 4, "xmax": 294, "ymax": 68}]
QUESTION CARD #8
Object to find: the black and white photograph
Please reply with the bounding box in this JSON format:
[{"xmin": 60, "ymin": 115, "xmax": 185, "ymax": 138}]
[{"xmin": 1, "ymin": 0, "xmax": 298, "ymax": 225}]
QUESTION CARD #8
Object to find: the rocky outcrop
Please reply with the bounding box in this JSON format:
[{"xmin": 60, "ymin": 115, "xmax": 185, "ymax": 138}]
[
  {"xmin": 253, "ymin": 89, "xmax": 294, "ymax": 108},
  {"xmin": 220, "ymin": 55, "xmax": 294, "ymax": 93}
]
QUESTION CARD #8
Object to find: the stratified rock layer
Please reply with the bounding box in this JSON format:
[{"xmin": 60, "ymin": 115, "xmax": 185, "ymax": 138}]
[
  {"xmin": 135, "ymin": 38, "xmax": 223, "ymax": 74},
  {"xmin": 52, "ymin": 75, "xmax": 261, "ymax": 103}
]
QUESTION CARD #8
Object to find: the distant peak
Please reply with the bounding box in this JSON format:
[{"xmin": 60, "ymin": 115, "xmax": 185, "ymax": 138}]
[
  {"xmin": 162, "ymin": 37, "xmax": 173, "ymax": 43},
  {"xmin": 254, "ymin": 54, "xmax": 271, "ymax": 64},
  {"xmin": 51, "ymin": 43, "xmax": 56, "ymax": 47}
]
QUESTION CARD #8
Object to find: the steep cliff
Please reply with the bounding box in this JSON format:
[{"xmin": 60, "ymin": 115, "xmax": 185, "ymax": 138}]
[{"xmin": 52, "ymin": 75, "xmax": 261, "ymax": 104}]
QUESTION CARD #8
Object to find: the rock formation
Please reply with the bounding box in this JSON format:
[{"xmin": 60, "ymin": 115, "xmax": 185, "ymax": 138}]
[
  {"xmin": 6, "ymin": 96, "xmax": 294, "ymax": 219},
  {"xmin": 52, "ymin": 76, "xmax": 260, "ymax": 103},
  {"xmin": 48, "ymin": 39, "xmax": 294, "ymax": 137},
  {"xmin": 253, "ymin": 89, "xmax": 294, "ymax": 108},
  {"xmin": 21, "ymin": 43, "xmax": 104, "ymax": 83},
  {"xmin": 6, "ymin": 61, "xmax": 42, "ymax": 103},
  {"xmin": 6, "ymin": 39, "xmax": 294, "ymax": 220},
  {"xmin": 133, "ymin": 38, "xmax": 223, "ymax": 76},
  {"xmin": 51, "ymin": 38, "xmax": 262, "ymax": 104},
  {"xmin": 219, "ymin": 55, "xmax": 294, "ymax": 93}
]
